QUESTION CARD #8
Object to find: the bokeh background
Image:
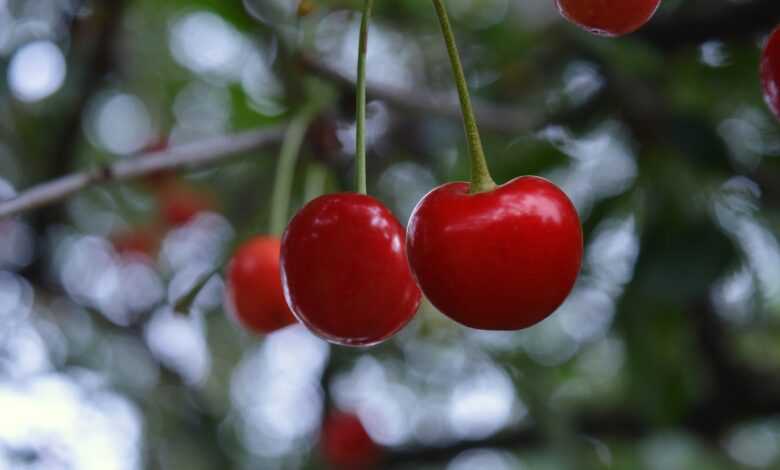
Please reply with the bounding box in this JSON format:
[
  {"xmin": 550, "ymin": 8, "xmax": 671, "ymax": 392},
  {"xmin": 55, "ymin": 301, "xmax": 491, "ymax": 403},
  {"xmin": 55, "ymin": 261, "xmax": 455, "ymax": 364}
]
[{"xmin": 1, "ymin": 0, "xmax": 780, "ymax": 468}]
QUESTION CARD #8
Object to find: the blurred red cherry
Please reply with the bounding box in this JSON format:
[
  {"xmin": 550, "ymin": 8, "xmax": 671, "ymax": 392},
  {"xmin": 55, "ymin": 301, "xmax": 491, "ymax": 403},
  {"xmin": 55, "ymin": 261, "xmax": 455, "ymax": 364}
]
[
  {"xmin": 556, "ymin": 0, "xmax": 661, "ymax": 36},
  {"xmin": 280, "ymin": 193, "xmax": 421, "ymax": 346},
  {"xmin": 297, "ymin": 0, "xmax": 316, "ymax": 17},
  {"xmin": 761, "ymin": 26, "xmax": 780, "ymax": 121},
  {"xmin": 158, "ymin": 182, "xmax": 216, "ymax": 227},
  {"xmin": 321, "ymin": 412, "xmax": 380, "ymax": 469},
  {"xmin": 111, "ymin": 227, "xmax": 161, "ymax": 261},
  {"xmin": 406, "ymin": 176, "xmax": 583, "ymax": 330},
  {"xmin": 225, "ymin": 236, "xmax": 297, "ymax": 334}
]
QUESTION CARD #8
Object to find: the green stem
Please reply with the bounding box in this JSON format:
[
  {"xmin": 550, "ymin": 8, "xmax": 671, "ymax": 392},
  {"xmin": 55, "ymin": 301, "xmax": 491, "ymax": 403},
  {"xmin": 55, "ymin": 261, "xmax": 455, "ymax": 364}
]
[
  {"xmin": 269, "ymin": 108, "xmax": 315, "ymax": 236},
  {"xmin": 173, "ymin": 266, "xmax": 219, "ymax": 314},
  {"xmin": 354, "ymin": 0, "xmax": 374, "ymax": 195},
  {"xmin": 304, "ymin": 162, "xmax": 329, "ymax": 203},
  {"xmin": 431, "ymin": 0, "xmax": 496, "ymax": 194}
]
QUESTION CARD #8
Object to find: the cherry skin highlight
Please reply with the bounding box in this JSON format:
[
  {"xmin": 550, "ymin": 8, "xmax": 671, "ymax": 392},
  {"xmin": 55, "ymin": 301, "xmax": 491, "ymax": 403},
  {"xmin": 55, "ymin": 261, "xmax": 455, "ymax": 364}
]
[
  {"xmin": 280, "ymin": 193, "xmax": 421, "ymax": 346},
  {"xmin": 321, "ymin": 412, "xmax": 380, "ymax": 469},
  {"xmin": 225, "ymin": 236, "xmax": 297, "ymax": 334},
  {"xmin": 556, "ymin": 0, "xmax": 661, "ymax": 37},
  {"xmin": 407, "ymin": 176, "xmax": 583, "ymax": 331},
  {"xmin": 761, "ymin": 26, "xmax": 780, "ymax": 121}
]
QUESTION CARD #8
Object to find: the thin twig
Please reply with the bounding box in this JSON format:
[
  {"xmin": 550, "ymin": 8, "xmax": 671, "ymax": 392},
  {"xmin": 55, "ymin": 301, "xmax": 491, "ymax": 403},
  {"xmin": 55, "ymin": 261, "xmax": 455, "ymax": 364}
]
[{"xmin": 0, "ymin": 127, "xmax": 285, "ymax": 220}]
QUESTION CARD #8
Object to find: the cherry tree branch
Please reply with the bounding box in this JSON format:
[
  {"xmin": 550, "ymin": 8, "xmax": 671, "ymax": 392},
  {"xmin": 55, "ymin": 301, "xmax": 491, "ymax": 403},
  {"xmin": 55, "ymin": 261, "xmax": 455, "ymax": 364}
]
[{"xmin": 0, "ymin": 127, "xmax": 285, "ymax": 220}]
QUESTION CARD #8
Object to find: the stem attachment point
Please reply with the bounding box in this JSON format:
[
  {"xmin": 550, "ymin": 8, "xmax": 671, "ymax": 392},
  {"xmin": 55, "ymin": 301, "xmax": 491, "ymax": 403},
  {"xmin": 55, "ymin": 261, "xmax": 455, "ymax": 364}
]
[{"xmin": 431, "ymin": 0, "xmax": 496, "ymax": 194}]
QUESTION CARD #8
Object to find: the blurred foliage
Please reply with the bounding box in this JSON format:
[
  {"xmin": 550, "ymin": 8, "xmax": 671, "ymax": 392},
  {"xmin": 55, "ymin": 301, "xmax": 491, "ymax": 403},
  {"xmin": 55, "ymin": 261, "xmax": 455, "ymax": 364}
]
[{"xmin": 1, "ymin": 0, "xmax": 780, "ymax": 469}]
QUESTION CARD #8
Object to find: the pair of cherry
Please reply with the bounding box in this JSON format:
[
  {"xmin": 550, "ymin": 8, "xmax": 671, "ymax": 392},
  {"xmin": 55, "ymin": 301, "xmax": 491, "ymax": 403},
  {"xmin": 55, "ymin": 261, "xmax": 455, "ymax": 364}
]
[
  {"xmin": 225, "ymin": 0, "xmax": 669, "ymax": 346},
  {"xmin": 226, "ymin": 178, "xmax": 583, "ymax": 344}
]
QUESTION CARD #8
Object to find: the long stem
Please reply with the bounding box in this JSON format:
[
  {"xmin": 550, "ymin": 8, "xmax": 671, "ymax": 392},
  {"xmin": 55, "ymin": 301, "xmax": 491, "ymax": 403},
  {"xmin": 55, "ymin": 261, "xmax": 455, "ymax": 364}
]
[
  {"xmin": 354, "ymin": 0, "xmax": 373, "ymax": 195},
  {"xmin": 431, "ymin": 0, "xmax": 496, "ymax": 194},
  {"xmin": 304, "ymin": 162, "xmax": 328, "ymax": 203},
  {"xmin": 269, "ymin": 109, "xmax": 314, "ymax": 236}
]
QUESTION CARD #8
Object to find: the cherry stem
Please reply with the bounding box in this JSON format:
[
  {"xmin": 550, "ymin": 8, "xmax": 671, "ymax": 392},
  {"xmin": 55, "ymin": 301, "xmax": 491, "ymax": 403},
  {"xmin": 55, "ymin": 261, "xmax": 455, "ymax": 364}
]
[
  {"xmin": 304, "ymin": 162, "xmax": 328, "ymax": 203},
  {"xmin": 354, "ymin": 0, "xmax": 373, "ymax": 195},
  {"xmin": 173, "ymin": 266, "xmax": 220, "ymax": 313},
  {"xmin": 431, "ymin": 0, "xmax": 496, "ymax": 194},
  {"xmin": 269, "ymin": 107, "xmax": 316, "ymax": 236}
]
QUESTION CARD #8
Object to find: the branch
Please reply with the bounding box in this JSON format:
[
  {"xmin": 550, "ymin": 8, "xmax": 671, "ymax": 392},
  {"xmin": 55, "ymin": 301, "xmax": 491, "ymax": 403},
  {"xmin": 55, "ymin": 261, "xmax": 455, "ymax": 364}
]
[
  {"xmin": 0, "ymin": 127, "xmax": 285, "ymax": 220},
  {"xmin": 300, "ymin": 56, "xmax": 543, "ymax": 135}
]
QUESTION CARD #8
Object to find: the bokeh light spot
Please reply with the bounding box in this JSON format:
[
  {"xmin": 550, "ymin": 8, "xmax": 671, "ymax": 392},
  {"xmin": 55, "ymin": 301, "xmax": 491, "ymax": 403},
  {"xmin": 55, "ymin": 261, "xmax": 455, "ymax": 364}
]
[{"xmin": 8, "ymin": 40, "xmax": 66, "ymax": 102}]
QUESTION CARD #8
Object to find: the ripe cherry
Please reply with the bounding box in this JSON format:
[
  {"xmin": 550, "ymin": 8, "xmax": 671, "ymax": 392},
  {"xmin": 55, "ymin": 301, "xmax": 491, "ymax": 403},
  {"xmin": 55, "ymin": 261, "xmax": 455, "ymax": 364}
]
[
  {"xmin": 321, "ymin": 412, "xmax": 380, "ymax": 469},
  {"xmin": 225, "ymin": 236, "xmax": 297, "ymax": 334},
  {"xmin": 556, "ymin": 0, "xmax": 661, "ymax": 37},
  {"xmin": 111, "ymin": 227, "xmax": 161, "ymax": 261},
  {"xmin": 280, "ymin": 193, "xmax": 421, "ymax": 346},
  {"xmin": 761, "ymin": 26, "xmax": 780, "ymax": 121},
  {"xmin": 157, "ymin": 182, "xmax": 215, "ymax": 227},
  {"xmin": 407, "ymin": 176, "xmax": 583, "ymax": 330}
]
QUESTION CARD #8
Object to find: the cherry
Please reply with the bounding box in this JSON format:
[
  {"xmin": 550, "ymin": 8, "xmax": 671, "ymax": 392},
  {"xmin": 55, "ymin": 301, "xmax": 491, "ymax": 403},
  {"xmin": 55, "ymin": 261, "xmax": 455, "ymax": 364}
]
[
  {"xmin": 157, "ymin": 182, "xmax": 215, "ymax": 227},
  {"xmin": 407, "ymin": 176, "xmax": 583, "ymax": 330},
  {"xmin": 280, "ymin": 193, "xmax": 421, "ymax": 346},
  {"xmin": 281, "ymin": 0, "xmax": 418, "ymax": 346},
  {"xmin": 111, "ymin": 227, "xmax": 161, "ymax": 261},
  {"xmin": 225, "ymin": 236, "xmax": 297, "ymax": 334},
  {"xmin": 320, "ymin": 412, "xmax": 380, "ymax": 469},
  {"xmin": 297, "ymin": 0, "xmax": 316, "ymax": 17},
  {"xmin": 761, "ymin": 26, "xmax": 780, "ymax": 121},
  {"xmin": 413, "ymin": 0, "xmax": 581, "ymax": 330},
  {"xmin": 556, "ymin": 0, "xmax": 661, "ymax": 37}
]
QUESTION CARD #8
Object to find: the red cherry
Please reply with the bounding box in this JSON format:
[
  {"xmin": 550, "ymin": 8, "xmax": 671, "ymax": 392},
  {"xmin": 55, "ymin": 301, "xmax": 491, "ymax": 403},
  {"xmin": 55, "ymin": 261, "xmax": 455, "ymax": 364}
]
[
  {"xmin": 406, "ymin": 176, "xmax": 583, "ymax": 330},
  {"xmin": 556, "ymin": 0, "xmax": 661, "ymax": 37},
  {"xmin": 225, "ymin": 236, "xmax": 297, "ymax": 334},
  {"xmin": 761, "ymin": 26, "xmax": 780, "ymax": 121},
  {"xmin": 280, "ymin": 193, "xmax": 421, "ymax": 346},
  {"xmin": 111, "ymin": 228, "xmax": 161, "ymax": 261},
  {"xmin": 158, "ymin": 183, "xmax": 215, "ymax": 227},
  {"xmin": 321, "ymin": 412, "xmax": 380, "ymax": 469}
]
